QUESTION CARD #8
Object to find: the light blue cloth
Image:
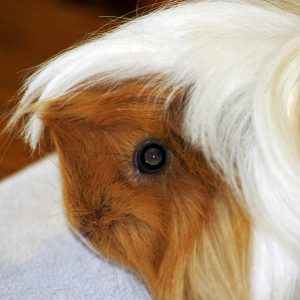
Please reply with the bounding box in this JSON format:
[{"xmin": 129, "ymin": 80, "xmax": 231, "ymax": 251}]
[{"xmin": 0, "ymin": 155, "xmax": 152, "ymax": 300}]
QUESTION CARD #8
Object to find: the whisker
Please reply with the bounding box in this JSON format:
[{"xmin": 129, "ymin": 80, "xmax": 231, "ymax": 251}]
[
  {"xmin": 71, "ymin": 212, "xmax": 95, "ymax": 217},
  {"xmin": 70, "ymin": 208, "xmax": 90, "ymax": 212}
]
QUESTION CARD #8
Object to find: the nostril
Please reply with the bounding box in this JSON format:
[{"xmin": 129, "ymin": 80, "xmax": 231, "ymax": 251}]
[{"xmin": 79, "ymin": 228, "xmax": 94, "ymax": 240}]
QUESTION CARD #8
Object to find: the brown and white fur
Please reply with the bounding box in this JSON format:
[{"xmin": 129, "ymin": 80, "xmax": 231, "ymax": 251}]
[{"xmin": 9, "ymin": 1, "xmax": 300, "ymax": 299}]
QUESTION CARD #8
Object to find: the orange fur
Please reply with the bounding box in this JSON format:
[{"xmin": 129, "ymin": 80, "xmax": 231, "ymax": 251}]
[{"xmin": 37, "ymin": 80, "xmax": 251, "ymax": 299}]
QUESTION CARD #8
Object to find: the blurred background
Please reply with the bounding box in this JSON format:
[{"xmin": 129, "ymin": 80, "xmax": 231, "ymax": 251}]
[{"xmin": 0, "ymin": 0, "xmax": 166, "ymax": 180}]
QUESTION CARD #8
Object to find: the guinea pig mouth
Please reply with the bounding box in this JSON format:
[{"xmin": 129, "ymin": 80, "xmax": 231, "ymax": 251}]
[
  {"xmin": 71, "ymin": 208, "xmax": 142, "ymax": 244},
  {"xmin": 76, "ymin": 217, "xmax": 102, "ymax": 241},
  {"xmin": 71, "ymin": 204, "xmax": 113, "ymax": 239}
]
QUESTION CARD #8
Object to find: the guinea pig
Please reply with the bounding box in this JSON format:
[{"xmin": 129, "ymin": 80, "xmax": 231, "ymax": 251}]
[
  {"xmin": 33, "ymin": 81, "xmax": 251, "ymax": 299},
  {"xmin": 9, "ymin": 1, "xmax": 300, "ymax": 299}
]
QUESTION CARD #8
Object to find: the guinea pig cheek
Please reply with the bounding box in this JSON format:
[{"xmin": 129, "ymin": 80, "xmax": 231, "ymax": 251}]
[{"xmin": 75, "ymin": 179, "xmax": 165, "ymax": 261}]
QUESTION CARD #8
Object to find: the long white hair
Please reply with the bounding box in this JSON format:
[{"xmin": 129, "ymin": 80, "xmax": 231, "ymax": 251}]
[{"xmin": 10, "ymin": 1, "xmax": 300, "ymax": 298}]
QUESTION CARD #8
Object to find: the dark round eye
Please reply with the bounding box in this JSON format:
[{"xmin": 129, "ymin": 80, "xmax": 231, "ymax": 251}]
[{"xmin": 135, "ymin": 139, "xmax": 170, "ymax": 174}]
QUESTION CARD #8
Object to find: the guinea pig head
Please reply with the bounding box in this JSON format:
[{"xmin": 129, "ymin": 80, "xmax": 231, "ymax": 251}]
[{"xmin": 38, "ymin": 80, "xmax": 250, "ymax": 300}]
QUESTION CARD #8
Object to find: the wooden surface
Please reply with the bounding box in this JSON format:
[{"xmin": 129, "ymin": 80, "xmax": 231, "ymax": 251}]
[{"xmin": 0, "ymin": 0, "xmax": 123, "ymax": 180}]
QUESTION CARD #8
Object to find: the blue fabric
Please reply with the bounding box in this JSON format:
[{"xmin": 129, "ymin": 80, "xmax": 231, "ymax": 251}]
[{"xmin": 0, "ymin": 155, "xmax": 152, "ymax": 300}]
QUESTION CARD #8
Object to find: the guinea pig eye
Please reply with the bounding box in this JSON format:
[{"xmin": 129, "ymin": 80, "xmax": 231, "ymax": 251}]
[{"xmin": 135, "ymin": 139, "xmax": 170, "ymax": 174}]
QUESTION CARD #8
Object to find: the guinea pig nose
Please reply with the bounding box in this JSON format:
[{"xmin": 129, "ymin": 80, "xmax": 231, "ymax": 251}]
[{"xmin": 79, "ymin": 228, "xmax": 94, "ymax": 240}]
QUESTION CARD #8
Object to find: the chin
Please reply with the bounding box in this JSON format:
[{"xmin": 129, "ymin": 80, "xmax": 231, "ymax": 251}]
[{"xmin": 9, "ymin": 1, "xmax": 300, "ymax": 299}]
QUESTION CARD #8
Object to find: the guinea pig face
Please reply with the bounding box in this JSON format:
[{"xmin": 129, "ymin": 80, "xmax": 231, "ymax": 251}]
[{"xmin": 39, "ymin": 81, "xmax": 250, "ymax": 299}]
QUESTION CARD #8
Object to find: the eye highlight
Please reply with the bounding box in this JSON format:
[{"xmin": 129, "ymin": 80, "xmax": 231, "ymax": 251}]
[{"xmin": 135, "ymin": 139, "xmax": 170, "ymax": 174}]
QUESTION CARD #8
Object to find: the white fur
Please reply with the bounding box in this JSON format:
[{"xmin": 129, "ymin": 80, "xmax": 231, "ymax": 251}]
[
  {"xmin": 13, "ymin": 1, "xmax": 300, "ymax": 298},
  {"xmin": 252, "ymin": 228, "xmax": 299, "ymax": 300}
]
